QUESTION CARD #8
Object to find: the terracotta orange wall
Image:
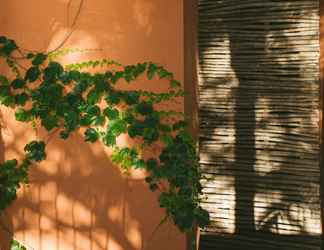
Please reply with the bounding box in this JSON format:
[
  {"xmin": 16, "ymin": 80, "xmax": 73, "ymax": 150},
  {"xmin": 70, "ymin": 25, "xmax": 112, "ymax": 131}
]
[{"xmin": 0, "ymin": 1, "xmax": 186, "ymax": 250}]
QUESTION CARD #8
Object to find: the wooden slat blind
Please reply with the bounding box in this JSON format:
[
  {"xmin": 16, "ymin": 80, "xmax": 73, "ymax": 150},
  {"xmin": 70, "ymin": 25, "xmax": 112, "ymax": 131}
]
[{"xmin": 197, "ymin": 0, "xmax": 321, "ymax": 249}]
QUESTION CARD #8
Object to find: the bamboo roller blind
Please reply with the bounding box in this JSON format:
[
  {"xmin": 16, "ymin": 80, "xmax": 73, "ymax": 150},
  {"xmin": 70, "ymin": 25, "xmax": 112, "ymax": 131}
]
[{"xmin": 197, "ymin": 0, "xmax": 321, "ymax": 249}]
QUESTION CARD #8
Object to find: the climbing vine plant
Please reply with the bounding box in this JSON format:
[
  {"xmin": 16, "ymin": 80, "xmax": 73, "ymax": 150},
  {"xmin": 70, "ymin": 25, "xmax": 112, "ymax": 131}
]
[{"xmin": 0, "ymin": 36, "xmax": 209, "ymax": 236}]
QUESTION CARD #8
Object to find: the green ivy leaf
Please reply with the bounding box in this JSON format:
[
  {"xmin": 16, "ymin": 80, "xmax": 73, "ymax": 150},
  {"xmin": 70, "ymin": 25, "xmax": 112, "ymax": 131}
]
[
  {"xmin": 0, "ymin": 95, "xmax": 15, "ymax": 107},
  {"xmin": 0, "ymin": 36, "xmax": 7, "ymax": 44},
  {"xmin": 41, "ymin": 114, "xmax": 58, "ymax": 131},
  {"xmin": 80, "ymin": 114, "xmax": 93, "ymax": 126},
  {"xmin": 64, "ymin": 110, "xmax": 79, "ymax": 131},
  {"xmin": 102, "ymin": 131, "xmax": 116, "ymax": 146},
  {"xmin": 147, "ymin": 63, "xmax": 157, "ymax": 80},
  {"xmin": 143, "ymin": 127, "xmax": 159, "ymax": 143},
  {"xmin": 11, "ymin": 78, "xmax": 26, "ymax": 89},
  {"xmin": 15, "ymin": 93, "xmax": 29, "ymax": 106},
  {"xmin": 123, "ymin": 91, "xmax": 140, "ymax": 105},
  {"xmin": 170, "ymin": 79, "xmax": 181, "ymax": 88},
  {"xmin": 84, "ymin": 128, "xmax": 99, "ymax": 143},
  {"xmin": 146, "ymin": 159, "xmax": 158, "ymax": 171},
  {"xmin": 44, "ymin": 61, "xmax": 64, "ymax": 82},
  {"xmin": 86, "ymin": 105, "xmax": 101, "ymax": 116},
  {"xmin": 103, "ymin": 107, "xmax": 119, "ymax": 120},
  {"xmin": 24, "ymin": 140, "xmax": 46, "ymax": 162},
  {"xmin": 87, "ymin": 89, "xmax": 101, "ymax": 105},
  {"xmin": 158, "ymin": 68, "xmax": 172, "ymax": 79},
  {"xmin": 136, "ymin": 102, "xmax": 153, "ymax": 115},
  {"xmin": 127, "ymin": 122, "xmax": 144, "ymax": 138},
  {"xmin": 108, "ymin": 119, "xmax": 127, "ymax": 136},
  {"xmin": 59, "ymin": 130, "xmax": 70, "ymax": 139},
  {"xmin": 105, "ymin": 91, "xmax": 120, "ymax": 105},
  {"xmin": 15, "ymin": 108, "xmax": 32, "ymax": 122},
  {"xmin": 161, "ymin": 134, "xmax": 173, "ymax": 146},
  {"xmin": 0, "ymin": 75, "xmax": 9, "ymax": 85},
  {"xmin": 0, "ymin": 39, "xmax": 18, "ymax": 56},
  {"xmin": 173, "ymin": 120, "xmax": 187, "ymax": 131},
  {"xmin": 25, "ymin": 66, "xmax": 40, "ymax": 82},
  {"xmin": 94, "ymin": 115, "xmax": 105, "ymax": 126},
  {"xmin": 26, "ymin": 53, "xmax": 35, "ymax": 59},
  {"xmin": 32, "ymin": 53, "xmax": 47, "ymax": 66}
]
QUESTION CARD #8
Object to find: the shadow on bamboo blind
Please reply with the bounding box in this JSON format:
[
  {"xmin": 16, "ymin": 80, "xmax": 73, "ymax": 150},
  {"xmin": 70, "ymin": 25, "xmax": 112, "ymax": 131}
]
[{"xmin": 197, "ymin": 1, "xmax": 321, "ymax": 249}]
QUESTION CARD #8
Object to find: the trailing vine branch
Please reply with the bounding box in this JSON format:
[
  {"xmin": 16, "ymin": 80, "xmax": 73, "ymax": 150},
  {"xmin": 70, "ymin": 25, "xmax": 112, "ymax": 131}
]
[
  {"xmin": 0, "ymin": 35, "xmax": 210, "ymax": 245},
  {"xmin": 49, "ymin": 0, "xmax": 85, "ymax": 53}
]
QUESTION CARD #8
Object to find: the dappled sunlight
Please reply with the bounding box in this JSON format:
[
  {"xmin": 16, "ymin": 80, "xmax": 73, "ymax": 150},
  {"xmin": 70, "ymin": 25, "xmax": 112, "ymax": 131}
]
[{"xmin": 132, "ymin": 0, "xmax": 155, "ymax": 36}]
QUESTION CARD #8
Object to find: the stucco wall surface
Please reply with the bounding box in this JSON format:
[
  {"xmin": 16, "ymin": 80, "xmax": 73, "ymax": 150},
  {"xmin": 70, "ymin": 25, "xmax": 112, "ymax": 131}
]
[{"xmin": 0, "ymin": 1, "xmax": 185, "ymax": 250}]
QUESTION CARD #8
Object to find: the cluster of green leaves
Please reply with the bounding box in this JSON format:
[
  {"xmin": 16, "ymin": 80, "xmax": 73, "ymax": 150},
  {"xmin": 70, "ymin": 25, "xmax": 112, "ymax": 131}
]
[
  {"xmin": 0, "ymin": 140, "xmax": 45, "ymax": 212},
  {"xmin": 0, "ymin": 35, "xmax": 209, "ymax": 232},
  {"xmin": 10, "ymin": 239, "xmax": 27, "ymax": 250}
]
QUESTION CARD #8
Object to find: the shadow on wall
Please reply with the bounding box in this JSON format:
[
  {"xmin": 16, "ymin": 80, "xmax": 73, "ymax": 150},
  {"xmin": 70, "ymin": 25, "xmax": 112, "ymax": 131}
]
[
  {"xmin": 198, "ymin": 0, "xmax": 320, "ymax": 249},
  {"xmin": 0, "ymin": 0, "xmax": 185, "ymax": 250},
  {"xmin": 1, "ymin": 127, "xmax": 170, "ymax": 250}
]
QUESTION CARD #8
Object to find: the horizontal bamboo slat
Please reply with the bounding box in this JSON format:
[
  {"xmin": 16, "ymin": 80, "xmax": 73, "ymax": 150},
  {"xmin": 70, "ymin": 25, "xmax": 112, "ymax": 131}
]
[{"xmin": 198, "ymin": 0, "xmax": 320, "ymax": 249}]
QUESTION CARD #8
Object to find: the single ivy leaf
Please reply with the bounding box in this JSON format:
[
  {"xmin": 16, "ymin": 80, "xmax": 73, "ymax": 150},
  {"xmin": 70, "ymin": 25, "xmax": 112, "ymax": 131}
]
[
  {"xmin": 94, "ymin": 115, "xmax": 105, "ymax": 126},
  {"xmin": 127, "ymin": 122, "xmax": 144, "ymax": 138},
  {"xmin": 146, "ymin": 159, "xmax": 158, "ymax": 171},
  {"xmin": 26, "ymin": 53, "xmax": 35, "ymax": 59},
  {"xmin": 68, "ymin": 70, "xmax": 81, "ymax": 81},
  {"xmin": 144, "ymin": 114, "xmax": 159, "ymax": 127},
  {"xmin": 32, "ymin": 53, "xmax": 47, "ymax": 66},
  {"xmin": 84, "ymin": 128, "xmax": 99, "ymax": 143},
  {"xmin": 59, "ymin": 71, "xmax": 71, "ymax": 85},
  {"xmin": 0, "ymin": 36, "xmax": 7, "ymax": 44},
  {"xmin": 11, "ymin": 78, "xmax": 26, "ymax": 89},
  {"xmin": 0, "ymin": 75, "xmax": 9, "ymax": 85},
  {"xmin": 25, "ymin": 66, "xmax": 40, "ymax": 82},
  {"xmin": 0, "ymin": 85, "xmax": 10, "ymax": 97},
  {"xmin": 102, "ymin": 132, "xmax": 116, "ymax": 146},
  {"xmin": 149, "ymin": 183, "xmax": 158, "ymax": 191},
  {"xmin": 15, "ymin": 93, "xmax": 29, "ymax": 106},
  {"xmin": 111, "ymin": 71, "xmax": 124, "ymax": 84},
  {"xmin": 103, "ymin": 107, "xmax": 119, "ymax": 120},
  {"xmin": 161, "ymin": 134, "xmax": 173, "ymax": 146},
  {"xmin": 170, "ymin": 79, "xmax": 181, "ymax": 88},
  {"xmin": 143, "ymin": 127, "xmax": 159, "ymax": 143},
  {"xmin": 86, "ymin": 105, "xmax": 101, "ymax": 116},
  {"xmin": 147, "ymin": 63, "xmax": 157, "ymax": 80},
  {"xmin": 24, "ymin": 140, "xmax": 46, "ymax": 162},
  {"xmin": 44, "ymin": 61, "xmax": 64, "ymax": 82},
  {"xmin": 0, "ymin": 39, "xmax": 18, "ymax": 56},
  {"xmin": 41, "ymin": 114, "xmax": 58, "ymax": 131},
  {"xmin": 80, "ymin": 114, "xmax": 93, "ymax": 126},
  {"xmin": 134, "ymin": 159, "xmax": 145, "ymax": 169},
  {"xmin": 123, "ymin": 91, "xmax": 140, "ymax": 105},
  {"xmin": 59, "ymin": 130, "xmax": 70, "ymax": 139},
  {"xmin": 158, "ymin": 124, "xmax": 172, "ymax": 132},
  {"xmin": 158, "ymin": 68, "xmax": 172, "ymax": 79},
  {"xmin": 87, "ymin": 89, "xmax": 101, "ymax": 105},
  {"xmin": 173, "ymin": 120, "xmax": 187, "ymax": 131},
  {"xmin": 105, "ymin": 91, "xmax": 120, "ymax": 105},
  {"xmin": 64, "ymin": 110, "xmax": 79, "ymax": 131},
  {"xmin": 136, "ymin": 102, "xmax": 153, "ymax": 115},
  {"xmin": 1, "ymin": 95, "xmax": 15, "ymax": 107},
  {"xmin": 15, "ymin": 108, "xmax": 32, "ymax": 122},
  {"xmin": 108, "ymin": 119, "xmax": 127, "ymax": 135}
]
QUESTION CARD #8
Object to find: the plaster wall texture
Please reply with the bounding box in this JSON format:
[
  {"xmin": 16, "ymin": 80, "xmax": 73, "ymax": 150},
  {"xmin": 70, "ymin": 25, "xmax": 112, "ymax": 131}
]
[{"xmin": 0, "ymin": 1, "xmax": 185, "ymax": 250}]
